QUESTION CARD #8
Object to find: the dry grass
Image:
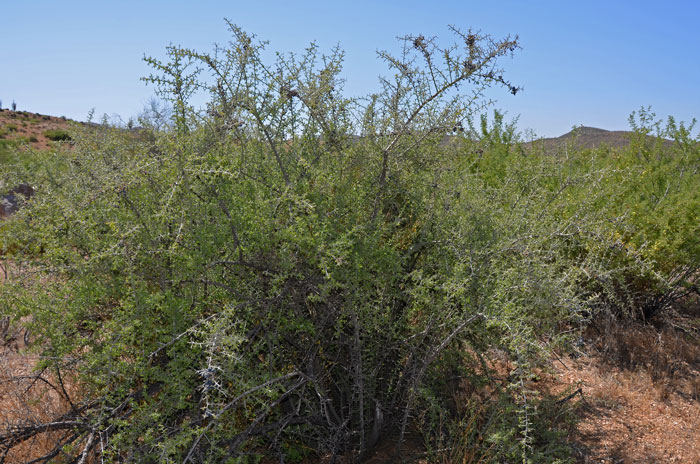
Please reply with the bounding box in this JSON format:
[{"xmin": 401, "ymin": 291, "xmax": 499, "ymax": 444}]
[
  {"xmin": 542, "ymin": 307, "xmax": 700, "ymax": 463},
  {"xmin": 0, "ymin": 348, "xmax": 76, "ymax": 463}
]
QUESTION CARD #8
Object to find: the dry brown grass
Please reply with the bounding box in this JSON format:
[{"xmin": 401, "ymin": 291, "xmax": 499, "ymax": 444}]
[
  {"xmin": 543, "ymin": 308, "xmax": 700, "ymax": 463},
  {"xmin": 0, "ymin": 350, "xmax": 76, "ymax": 462},
  {"xmin": 591, "ymin": 310, "xmax": 700, "ymax": 403}
]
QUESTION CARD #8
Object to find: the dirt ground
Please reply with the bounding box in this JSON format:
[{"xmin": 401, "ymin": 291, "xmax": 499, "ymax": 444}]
[{"xmin": 544, "ymin": 309, "xmax": 700, "ymax": 463}]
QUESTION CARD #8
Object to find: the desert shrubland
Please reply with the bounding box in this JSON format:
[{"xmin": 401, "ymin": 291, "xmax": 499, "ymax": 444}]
[{"xmin": 0, "ymin": 22, "xmax": 697, "ymax": 463}]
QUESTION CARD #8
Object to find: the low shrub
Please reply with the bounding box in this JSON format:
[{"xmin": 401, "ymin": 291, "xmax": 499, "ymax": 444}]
[
  {"xmin": 0, "ymin": 139, "xmax": 17, "ymax": 149},
  {"xmin": 42, "ymin": 129, "xmax": 71, "ymax": 141}
]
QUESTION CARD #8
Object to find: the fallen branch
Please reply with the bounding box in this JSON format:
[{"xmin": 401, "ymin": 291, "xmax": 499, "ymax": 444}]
[{"xmin": 556, "ymin": 387, "xmax": 585, "ymax": 406}]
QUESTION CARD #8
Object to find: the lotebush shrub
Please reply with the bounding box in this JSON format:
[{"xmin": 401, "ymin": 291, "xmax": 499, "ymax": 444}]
[{"xmin": 1, "ymin": 23, "xmax": 696, "ymax": 464}]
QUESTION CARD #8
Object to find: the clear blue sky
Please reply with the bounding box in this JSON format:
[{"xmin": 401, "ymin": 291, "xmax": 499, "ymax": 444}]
[{"xmin": 2, "ymin": 0, "xmax": 698, "ymax": 137}]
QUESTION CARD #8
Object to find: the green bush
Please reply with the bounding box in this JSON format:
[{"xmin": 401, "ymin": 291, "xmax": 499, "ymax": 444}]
[
  {"xmin": 0, "ymin": 138, "xmax": 17, "ymax": 150},
  {"xmin": 601, "ymin": 110, "xmax": 700, "ymax": 320},
  {"xmin": 2, "ymin": 23, "xmax": 696, "ymax": 464},
  {"xmin": 43, "ymin": 129, "xmax": 71, "ymax": 141}
]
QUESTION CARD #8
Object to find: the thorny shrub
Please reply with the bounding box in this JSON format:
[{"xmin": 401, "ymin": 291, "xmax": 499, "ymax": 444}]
[{"xmin": 0, "ymin": 21, "xmax": 698, "ymax": 464}]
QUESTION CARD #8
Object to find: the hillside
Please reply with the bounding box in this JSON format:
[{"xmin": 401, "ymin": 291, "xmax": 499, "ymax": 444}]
[
  {"xmin": 0, "ymin": 109, "xmax": 74, "ymax": 153},
  {"xmin": 555, "ymin": 126, "xmax": 635, "ymax": 148},
  {"xmin": 523, "ymin": 126, "xmax": 673, "ymax": 153}
]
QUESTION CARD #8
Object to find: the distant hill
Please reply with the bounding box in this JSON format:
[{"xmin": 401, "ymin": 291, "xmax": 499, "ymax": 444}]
[
  {"xmin": 554, "ymin": 126, "xmax": 633, "ymax": 148},
  {"xmin": 523, "ymin": 126, "xmax": 672, "ymax": 153}
]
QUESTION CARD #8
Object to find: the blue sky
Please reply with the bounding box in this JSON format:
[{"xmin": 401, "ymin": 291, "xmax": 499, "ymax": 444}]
[{"xmin": 1, "ymin": 0, "xmax": 698, "ymax": 137}]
